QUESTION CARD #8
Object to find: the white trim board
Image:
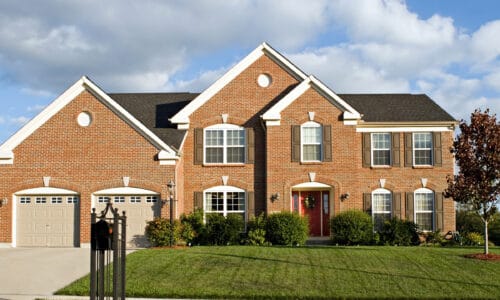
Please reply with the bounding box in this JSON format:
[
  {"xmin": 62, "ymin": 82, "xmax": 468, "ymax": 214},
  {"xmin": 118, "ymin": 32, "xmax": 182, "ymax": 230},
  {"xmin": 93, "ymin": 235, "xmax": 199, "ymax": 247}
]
[
  {"xmin": 170, "ymin": 42, "xmax": 308, "ymax": 127},
  {"xmin": 0, "ymin": 76, "xmax": 179, "ymax": 164}
]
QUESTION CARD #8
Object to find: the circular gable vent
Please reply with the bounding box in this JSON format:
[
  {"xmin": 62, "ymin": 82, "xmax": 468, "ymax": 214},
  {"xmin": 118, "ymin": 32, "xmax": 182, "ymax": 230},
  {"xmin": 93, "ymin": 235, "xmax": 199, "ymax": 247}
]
[{"xmin": 77, "ymin": 112, "xmax": 92, "ymax": 127}]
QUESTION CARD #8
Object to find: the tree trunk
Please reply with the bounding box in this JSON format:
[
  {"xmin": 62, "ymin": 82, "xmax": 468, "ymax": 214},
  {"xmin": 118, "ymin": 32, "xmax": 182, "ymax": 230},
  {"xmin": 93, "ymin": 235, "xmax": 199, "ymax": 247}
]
[{"xmin": 484, "ymin": 220, "xmax": 489, "ymax": 255}]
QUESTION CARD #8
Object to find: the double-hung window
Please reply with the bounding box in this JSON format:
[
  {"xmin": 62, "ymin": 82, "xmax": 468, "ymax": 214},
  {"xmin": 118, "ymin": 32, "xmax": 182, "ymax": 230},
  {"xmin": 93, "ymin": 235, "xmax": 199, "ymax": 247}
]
[
  {"xmin": 205, "ymin": 124, "xmax": 245, "ymax": 164},
  {"xmin": 301, "ymin": 122, "xmax": 322, "ymax": 162},
  {"xmin": 372, "ymin": 189, "xmax": 392, "ymax": 231},
  {"xmin": 204, "ymin": 186, "xmax": 245, "ymax": 219},
  {"xmin": 371, "ymin": 133, "xmax": 391, "ymax": 166},
  {"xmin": 413, "ymin": 133, "xmax": 432, "ymax": 166},
  {"xmin": 415, "ymin": 189, "xmax": 434, "ymax": 231}
]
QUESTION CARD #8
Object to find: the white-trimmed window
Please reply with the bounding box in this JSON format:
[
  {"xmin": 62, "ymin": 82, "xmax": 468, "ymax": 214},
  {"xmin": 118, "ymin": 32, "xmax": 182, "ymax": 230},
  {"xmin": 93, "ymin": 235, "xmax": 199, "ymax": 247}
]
[
  {"xmin": 51, "ymin": 197, "xmax": 63, "ymax": 204},
  {"xmin": 67, "ymin": 196, "xmax": 79, "ymax": 204},
  {"xmin": 130, "ymin": 196, "xmax": 142, "ymax": 203},
  {"xmin": 146, "ymin": 196, "xmax": 158, "ymax": 203},
  {"xmin": 113, "ymin": 196, "xmax": 125, "ymax": 203},
  {"xmin": 415, "ymin": 188, "xmax": 434, "ymax": 231},
  {"xmin": 36, "ymin": 197, "xmax": 47, "ymax": 204},
  {"xmin": 413, "ymin": 133, "xmax": 432, "ymax": 166},
  {"xmin": 20, "ymin": 197, "xmax": 31, "ymax": 204},
  {"xmin": 98, "ymin": 196, "xmax": 110, "ymax": 203},
  {"xmin": 204, "ymin": 124, "xmax": 245, "ymax": 164},
  {"xmin": 204, "ymin": 186, "xmax": 245, "ymax": 218},
  {"xmin": 372, "ymin": 133, "xmax": 391, "ymax": 166},
  {"xmin": 301, "ymin": 122, "xmax": 322, "ymax": 162},
  {"xmin": 372, "ymin": 189, "xmax": 392, "ymax": 231}
]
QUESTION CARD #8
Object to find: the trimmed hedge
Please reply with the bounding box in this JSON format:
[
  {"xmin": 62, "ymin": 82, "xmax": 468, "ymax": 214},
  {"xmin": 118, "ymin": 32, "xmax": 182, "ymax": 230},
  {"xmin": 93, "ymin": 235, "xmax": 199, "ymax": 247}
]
[
  {"xmin": 265, "ymin": 212, "xmax": 309, "ymax": 246},
  {"xmin": 378, "ymin": 218, "xmax": 420, "ymax": 246},
  {"xmin": 330, "ymin": 210, "xmax": 373, "ymax": 245}
]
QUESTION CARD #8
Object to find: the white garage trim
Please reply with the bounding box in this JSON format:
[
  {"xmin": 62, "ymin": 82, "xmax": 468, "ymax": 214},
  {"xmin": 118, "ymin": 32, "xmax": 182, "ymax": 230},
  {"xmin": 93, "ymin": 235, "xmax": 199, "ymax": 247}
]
[{"xmin": 93, "ymin": 187, "xmax": 159, "ymax": 195}]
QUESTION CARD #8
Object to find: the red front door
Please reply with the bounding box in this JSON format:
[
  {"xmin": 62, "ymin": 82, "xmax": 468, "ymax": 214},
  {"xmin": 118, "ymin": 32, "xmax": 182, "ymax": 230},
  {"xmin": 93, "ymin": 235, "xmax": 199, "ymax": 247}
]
[{"xmin": 292, "ymin": 191, "xmax": 330, "ymax": 236}]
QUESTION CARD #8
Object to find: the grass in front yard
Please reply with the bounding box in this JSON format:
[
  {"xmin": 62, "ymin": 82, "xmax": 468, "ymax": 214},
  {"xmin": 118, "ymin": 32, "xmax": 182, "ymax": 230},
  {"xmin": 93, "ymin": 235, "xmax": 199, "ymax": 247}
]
[{"xmin": 57, "ymin": 246, "xmax": 500, "ymax": 299}]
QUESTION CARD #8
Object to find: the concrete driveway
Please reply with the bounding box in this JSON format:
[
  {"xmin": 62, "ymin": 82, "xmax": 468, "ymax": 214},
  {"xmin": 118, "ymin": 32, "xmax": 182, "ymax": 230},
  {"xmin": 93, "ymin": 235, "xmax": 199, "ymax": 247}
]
[{"xmin": 0, "ymin": 247, "xmax": 90, "ymax": 300}]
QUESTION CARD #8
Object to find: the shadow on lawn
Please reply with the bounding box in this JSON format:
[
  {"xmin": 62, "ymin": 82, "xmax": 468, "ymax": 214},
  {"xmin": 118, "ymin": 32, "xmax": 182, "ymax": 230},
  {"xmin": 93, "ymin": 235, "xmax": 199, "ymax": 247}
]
[{"xmin": 190, "ymin": 249, "xmax": 500, "ymax": 289}]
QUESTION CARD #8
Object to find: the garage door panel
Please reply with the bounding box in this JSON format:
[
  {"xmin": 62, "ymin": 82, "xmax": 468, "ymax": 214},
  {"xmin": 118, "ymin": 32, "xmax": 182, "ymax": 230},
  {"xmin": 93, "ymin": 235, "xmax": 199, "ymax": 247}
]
[{"xmin": 17, "ymin": 196, "xmax": 79, "ymax": 247}]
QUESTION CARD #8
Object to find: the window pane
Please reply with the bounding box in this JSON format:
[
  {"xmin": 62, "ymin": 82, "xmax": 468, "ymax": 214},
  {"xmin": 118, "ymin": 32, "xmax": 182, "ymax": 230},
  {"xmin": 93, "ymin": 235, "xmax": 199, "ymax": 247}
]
[
  {"xmin": 373, "ymin": 133, "xmax": 390, "ymax": 149},
  {"xmin": 206, "ymin": 192, "xmax": 224, "ymax": 212},
  {"xmin": 206, "ymin": 148, "xmax": 223, "ymax": 163},
  {"xmin": 373, "ymin": 150, "xmax": 390, "ymax": 165},
  {"xmin": 227, "ymin": 147, "xmax": 244, "ymax": 163},
  {"xmin": 227, "ymin": 130, "xmax": 244, "ymax": 146},
  {"xmin": 415, "ymin": 193, "xmax": 433, "ymax": 211},
  {"xmin": 303, "ymin": 144, "xmax": 321, "ymax": 161},
  {"xmin": 303, "ymin": 127, "xmax": 321, "ymax": 143},
  {"xmin": 414, "ymin": 149, "xmax": 432, "ymax": 165},
  {"xmin": 416, "ymin": 213, "xmax": 433, "ymax": 231},
  {"xmin": 372, "ymin": 193, "xmax": 391, "ymax": 212},
  {"xmin": 227, "ymin": 192, "xmax": 245, "ymax": 211},
  {"xmin": 414, "ymin": 133, "xmax": 432, "ymax": 148},
  {"xmin": 205, "ymin": 130, "xmax": 223, "ymax": 146}
]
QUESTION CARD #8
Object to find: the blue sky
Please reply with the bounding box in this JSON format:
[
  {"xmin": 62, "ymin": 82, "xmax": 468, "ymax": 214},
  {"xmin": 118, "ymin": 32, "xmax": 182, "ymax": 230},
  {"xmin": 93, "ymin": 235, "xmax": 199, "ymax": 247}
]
[{"xmin": 0, "ymin": 0, "xmax": 499, "ymax": 143}]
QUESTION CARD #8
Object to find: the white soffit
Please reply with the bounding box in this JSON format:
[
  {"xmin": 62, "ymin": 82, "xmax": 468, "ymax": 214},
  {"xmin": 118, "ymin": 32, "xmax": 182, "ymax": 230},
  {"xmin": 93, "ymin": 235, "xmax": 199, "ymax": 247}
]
[
  {"xmin": 169, "ymin": 42, "xmax": 308, "ymax": 126},
  {"xmin": 93, "ymin": 187, "xmax": 159, "ymax": 195},
  {"xmin": 0, "ymin": 76, "xmax": 179, "ymax": 163},
  {"xmin": 15, "ymin": 187, "xmax": 79, "ymax": 195}
]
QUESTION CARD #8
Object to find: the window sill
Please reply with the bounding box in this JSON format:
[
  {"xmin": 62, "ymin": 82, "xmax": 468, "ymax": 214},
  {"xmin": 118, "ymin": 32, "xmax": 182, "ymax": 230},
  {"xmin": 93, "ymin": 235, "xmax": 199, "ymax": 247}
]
[
  {"xmin": 412, "ymin": 165, "xmax": 434, "ymax": 169},
  {"xmin": 202, "ymin": 163, "xmax": 246, "ymax": 167},
  {"xmin": 370, "ymin": 165, "xmax": 392, "ymax": 169},
  {"xmin": 300, "ymin": 161, "xmax": 323, "ymax": 165}
]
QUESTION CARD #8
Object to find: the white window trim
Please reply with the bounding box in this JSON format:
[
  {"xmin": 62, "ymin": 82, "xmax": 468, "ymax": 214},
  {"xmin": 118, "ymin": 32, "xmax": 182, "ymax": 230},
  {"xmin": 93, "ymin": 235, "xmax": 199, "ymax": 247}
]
[
  {"xmin": 301, "ymin": 121, "xmax": 322, "ymax": 162},
  {"xmin": 204, "ymin": 185, "xmax": 246, "ymax": 218},
  {"xmin": 414, "ymin": 188, "xmax": 434, "ymax": 232},
  {"xmin": 371, "ymin": 133, "xmax": 391, "ymax": 167},
  {"xmin": 372, "ymin": 188, "xmax": 392, "ymax": 229},
  {"xmin": 413, "ymin": 132, "xmax": 433, "ymax": 166},
  {"xmin": 204, "ymin": 124, "xmax": 246, "ymax": 164}
]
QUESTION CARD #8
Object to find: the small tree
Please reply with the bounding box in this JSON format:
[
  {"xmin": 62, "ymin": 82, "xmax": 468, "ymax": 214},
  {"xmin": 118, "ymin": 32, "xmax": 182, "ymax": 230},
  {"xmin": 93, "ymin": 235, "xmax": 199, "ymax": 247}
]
[{"xmin": 445, "ymin": 109, "xmax": 500, "ymax": 254}]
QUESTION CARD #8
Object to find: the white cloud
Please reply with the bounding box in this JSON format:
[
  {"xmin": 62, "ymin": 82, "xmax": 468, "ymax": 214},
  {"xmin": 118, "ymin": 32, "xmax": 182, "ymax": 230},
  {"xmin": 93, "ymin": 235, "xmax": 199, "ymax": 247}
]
[
  {"xmin": 0, "ymin": 116, "xmax": 4, "ymax": 124},
  {"xmin": 8, "ymin": 116, "xmax": 30, "ymax": 126}
]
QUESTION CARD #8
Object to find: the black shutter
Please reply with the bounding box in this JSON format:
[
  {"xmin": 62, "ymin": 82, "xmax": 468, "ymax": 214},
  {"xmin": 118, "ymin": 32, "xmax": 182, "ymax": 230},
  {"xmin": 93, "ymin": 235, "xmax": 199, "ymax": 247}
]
[
  {"xmin": 363, "ymin": 193, "xmax": 372, "ymax": 214},
  {"xmin": 194, "ymin": 128, "xmax": 204, "ymax": 165},
  {"xmin": 246, "ymin": 128, "xmax": 255, "ymax": 164},
  {"xmin": 362, "ymin": 133, "xmax": 371, "ymax": 168},
  {"xmin": 434, "ymin": 192, "xmax": 444, "ymax": 231},
  {"xmin": 404, "ymin": 133, "xmax": 413, "ymax": 167},
  {"xmin": 194, "ymin": 192, "xmax": 203, "ymax": 210},
  {"xmin": 323, "ymin": 125, "xmax": 332, "ymax": 162},
  {"xmin": 405, "ymin": 192, "xmax": 414, "ymax": 222},
  {"xmin": 291, "ymin": 125, "xmax": 301, "ymax": 162},
  {"xmin": 391, "ymin": 133, "xmax": 400, "ymax": 167},
  {"xmin": 433, "ymin": 132, "xmax": 442, "ymax": 167},
  {"xmin": 392, "ymin": 192, "xmax": 402, "ymax": 219}
]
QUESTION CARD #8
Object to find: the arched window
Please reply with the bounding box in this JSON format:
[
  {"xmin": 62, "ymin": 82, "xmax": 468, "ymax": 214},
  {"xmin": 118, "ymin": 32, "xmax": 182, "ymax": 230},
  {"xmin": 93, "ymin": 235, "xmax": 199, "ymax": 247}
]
[
  {"xmin": 301, "ymin": 121, "xmax": 322, "ymax": 162},
  {"xmin": 204, "ymin": 124, "xmax": 245, "ymax": 164},
  {"xmin": 414, "ymin": 188, "xmax": 434, "ymax": 231},
  {"xmin": 204, "ymin": 186, "xmax": 246, "ymax": 219},
  {"xmin": 372, "ymin": 188, "xmax": 392, "ymax": 231}
]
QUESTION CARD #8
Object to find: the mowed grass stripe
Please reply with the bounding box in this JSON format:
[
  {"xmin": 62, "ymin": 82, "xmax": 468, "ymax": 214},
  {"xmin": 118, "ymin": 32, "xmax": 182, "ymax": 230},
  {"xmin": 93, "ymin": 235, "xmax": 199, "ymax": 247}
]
[{"xmin": 57, "ymin": 246, "xmax": 500, "ymax": 299}]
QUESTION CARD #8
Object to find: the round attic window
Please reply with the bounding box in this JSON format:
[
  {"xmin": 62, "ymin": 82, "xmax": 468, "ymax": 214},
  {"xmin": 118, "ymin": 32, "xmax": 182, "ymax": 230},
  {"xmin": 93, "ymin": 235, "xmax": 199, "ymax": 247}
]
[
  {"xmin": 257, "ymin": 73, "xmax": 272, "ymax": 88},
  {"xmin": 77, "ymin": 112, "xmax": 92, "ymax": 127}
]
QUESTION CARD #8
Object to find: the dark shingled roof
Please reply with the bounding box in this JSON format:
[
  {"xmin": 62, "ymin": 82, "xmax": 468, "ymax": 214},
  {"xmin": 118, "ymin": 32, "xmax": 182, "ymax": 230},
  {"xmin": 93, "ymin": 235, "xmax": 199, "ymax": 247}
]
[
  {"xmin": 109, "ymin": 93, "xmax": 199, "ymax": 150},
  {"xmin": 339, "ymin": 94, "xmax": 456, "ymax": 122}
]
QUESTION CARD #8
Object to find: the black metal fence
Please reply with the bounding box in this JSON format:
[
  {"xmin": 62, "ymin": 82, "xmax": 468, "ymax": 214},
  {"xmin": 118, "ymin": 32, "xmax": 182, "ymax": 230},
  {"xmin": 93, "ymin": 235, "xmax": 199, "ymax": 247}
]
[{"xmin": 90, "ymin": 203, "xmax": 127, "ymax": 300}]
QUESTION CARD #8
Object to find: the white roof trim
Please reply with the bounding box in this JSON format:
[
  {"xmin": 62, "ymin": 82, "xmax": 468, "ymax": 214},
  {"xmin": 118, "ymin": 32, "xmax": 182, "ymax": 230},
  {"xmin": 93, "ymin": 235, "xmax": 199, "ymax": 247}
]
[
  {"xmin": 15, "ymin": 187, "xmax": 79, "ymax": 195},
  {"xmin": 170, "ymin": 42, "xmax": 308, "ymax": 126},
  {"xmin": 356, "ymin": 126, "xmax": 454, "ymax": 133},
  {"xmin": 0, "ymin": 76, "xmax": 179, "ymax": 162},
  {"xmin": 292, "ymin": 182, "xmax": 331, "ymax": 189},
  {"xmin": 93, "ymin": 187, "xmax": 159, "ymax": 195},
  {"xmin": 262, "ymin": 75, "xmax": 361, "ymax": 122}
]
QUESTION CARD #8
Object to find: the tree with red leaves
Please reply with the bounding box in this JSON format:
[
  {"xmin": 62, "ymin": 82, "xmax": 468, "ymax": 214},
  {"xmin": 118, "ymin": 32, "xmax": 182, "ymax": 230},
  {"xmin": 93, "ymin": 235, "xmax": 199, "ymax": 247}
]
[{"xmin": 445, "ymin": 109, "xmax": 500, "ymax": 254}]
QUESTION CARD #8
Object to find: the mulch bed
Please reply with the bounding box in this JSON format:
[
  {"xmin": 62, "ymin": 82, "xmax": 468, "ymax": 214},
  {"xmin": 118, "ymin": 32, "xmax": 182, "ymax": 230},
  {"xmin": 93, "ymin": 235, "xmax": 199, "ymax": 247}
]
[{"xmin": 464, "ymin": 253, "xmax": 500, "ymax": 261}]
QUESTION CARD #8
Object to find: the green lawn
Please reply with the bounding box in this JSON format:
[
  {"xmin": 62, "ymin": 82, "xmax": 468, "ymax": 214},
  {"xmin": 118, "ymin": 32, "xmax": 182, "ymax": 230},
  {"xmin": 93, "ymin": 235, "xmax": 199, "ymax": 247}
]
[{"xmin": 57, "ymin": 246, "xmax": 500, "ymax": 299}]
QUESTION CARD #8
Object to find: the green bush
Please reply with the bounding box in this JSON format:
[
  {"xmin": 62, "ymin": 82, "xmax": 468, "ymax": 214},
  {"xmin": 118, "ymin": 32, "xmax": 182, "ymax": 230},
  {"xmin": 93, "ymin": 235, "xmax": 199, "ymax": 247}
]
[
  {"xmin": 330, "ymin": 210, "xmax": 373, "ymax": 245},
  {"xmin": 180, "ymin": 209, "xmax": 205, "ymax": 245},
  {"xmin": 145, "ymin": 218, "xmax": 181, "ymax": 247},
  {"xmin": 245, "ymin": 213, "xmax": 268, "ymax": 246},
  {"xmin": 423, "ymin": 230, "xmax": 444, "ymax": 246},
  {"xmin": 204, "ymin": 213, "xmax": 244, "ymax": 245},
  {"xmin": 265, "ymin": 212, "xmax": 308, "ymax": 246},
  {"xmin": 463, "ymin": 232, "xmax": 484, "ymax": 246},
  {"xmin": 456, "ymin": 211, "xmax": 500, "ymax": 246},
  {"xmin": 378, "ymin": 218, "xmax": 420, "ymax": 246}
]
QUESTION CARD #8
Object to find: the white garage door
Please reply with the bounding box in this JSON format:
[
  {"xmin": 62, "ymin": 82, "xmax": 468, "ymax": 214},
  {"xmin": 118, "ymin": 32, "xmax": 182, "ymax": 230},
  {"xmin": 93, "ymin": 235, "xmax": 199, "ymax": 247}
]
[
  {"xmin": 16, "ymin": 195, "xmax": 80, "ymax": 247},
  {"xmin": 95, "ymin": 195, "xmax": 160, "ymax": 248}
]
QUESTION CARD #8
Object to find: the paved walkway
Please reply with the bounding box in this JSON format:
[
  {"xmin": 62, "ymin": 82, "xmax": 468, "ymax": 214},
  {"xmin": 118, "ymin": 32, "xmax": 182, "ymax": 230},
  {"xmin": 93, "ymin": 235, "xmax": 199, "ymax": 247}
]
[{"xmin": 0, "ymin": 248, "xmax": 90, "ymax": 300}]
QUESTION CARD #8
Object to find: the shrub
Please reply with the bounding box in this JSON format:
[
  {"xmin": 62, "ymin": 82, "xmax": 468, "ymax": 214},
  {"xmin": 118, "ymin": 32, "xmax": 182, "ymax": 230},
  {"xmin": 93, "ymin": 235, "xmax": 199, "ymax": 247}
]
[
  {"xmin": 245, "ymin": 213, "xmax": 268, "ymax": 246},
  {"xmin": 422, "ymin": 230, "xmax": 444, "ymax": 246},
  {"xmin": 463, "ymin": 232, "xmax": 484, "ymax": 246},
  {"xmin": 330, "ymin": 210, "xmax": 373, "ymax": 245},
  {"xmin": 204, "ymin": 213, "xmax": 244, "ymax": 245},
  {"xmin": 378, "ymin": 218, "xmax": 420, "ymax": 246},
  {"xmin": 266, "ymin": 212, "xmax": 308, "ymax": 246},
  {"xmin": 145, "ymin": 218, "xmax": 181, "ymax": 247},
  {"xmin": 456, "ymin": 210, "xmax": 483, "ymax": 234}
]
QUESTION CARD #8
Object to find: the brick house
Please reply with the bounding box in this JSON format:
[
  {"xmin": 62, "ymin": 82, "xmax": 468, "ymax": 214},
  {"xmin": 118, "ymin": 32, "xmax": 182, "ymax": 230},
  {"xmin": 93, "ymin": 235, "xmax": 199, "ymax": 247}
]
[{"xmin": 0, "ymin": 43, "xmax": 457, "ymax": 247}]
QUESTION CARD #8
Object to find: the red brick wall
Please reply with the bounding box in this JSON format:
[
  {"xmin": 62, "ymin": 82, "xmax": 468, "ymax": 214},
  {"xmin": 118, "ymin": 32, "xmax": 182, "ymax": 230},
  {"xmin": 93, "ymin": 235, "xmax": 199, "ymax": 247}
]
[{"xmin": 0, "ymin": 90, "xmax": 175, "ymax": 244}]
